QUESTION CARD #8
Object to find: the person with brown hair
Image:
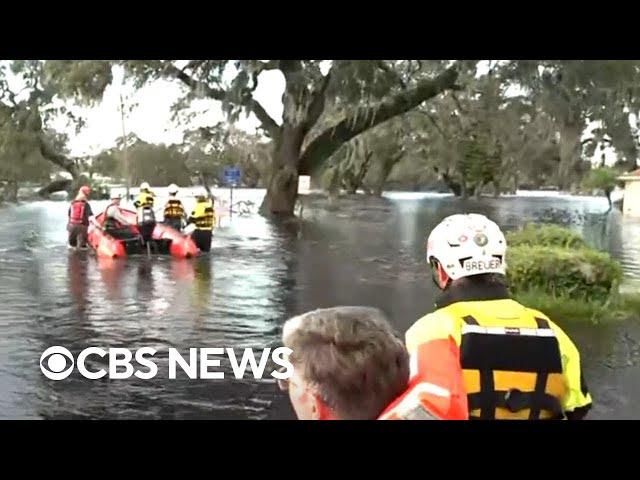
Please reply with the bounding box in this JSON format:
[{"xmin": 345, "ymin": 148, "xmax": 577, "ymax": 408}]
[{"xmin": 278, "ymin": 306, "xmax": 410, "ymax": 420}]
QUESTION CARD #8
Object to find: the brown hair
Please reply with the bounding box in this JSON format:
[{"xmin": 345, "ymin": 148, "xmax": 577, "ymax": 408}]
[{"xmin": 283, "ymin": 306, "xmax": 409, "ymax": 420}]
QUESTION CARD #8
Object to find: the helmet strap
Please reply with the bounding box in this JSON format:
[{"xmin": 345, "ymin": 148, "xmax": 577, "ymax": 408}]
[{"xmin": 430, "ymin": 258, "xmax": 451, "ymax": 290}]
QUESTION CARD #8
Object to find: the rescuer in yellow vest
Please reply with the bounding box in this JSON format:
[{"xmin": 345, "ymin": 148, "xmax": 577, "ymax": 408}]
[
  {"xmin": 134, "ymin": 181, "xmax": 155, "ymax": 208},
  {"xmin": 162, "ymin": 183, "xmax": 186, "ymax": 231},
  {"xmin": 405, "ymin": 214, "xmax": 593, "ymax": 420},
  {"xmin": 187, "ymin": 190, "xmax": 215, "ymax": 253}
]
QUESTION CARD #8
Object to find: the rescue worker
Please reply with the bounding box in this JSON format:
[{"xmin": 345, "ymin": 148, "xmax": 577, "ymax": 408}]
[
  {"xmin": 101, "ymin": 192, "xmax": 137, "ymax": 240},
  {"xmin": 67, "ymin": 185, "xmax": 93, "ymax": 248},
  {"xmin": 163, "ymin": 183, "xmax": 186, "ymax": 231},
  {"xmin": 134, "ymin": 181, "xmax": 155, "ymax": 208},
  {"xmin": 187, "ymin": 191, "xmax": 215, "ymax": 252},
  {"xmin": 279, "ymin": 306, "xmax": 410, "ymax": 420},
  {"xmin": 405, "ymin": 213, "xmax": 593, "ymax": 420},
  {"xmin": 133, "ymin": 181, "xmax": 156, "ymax": 244}
]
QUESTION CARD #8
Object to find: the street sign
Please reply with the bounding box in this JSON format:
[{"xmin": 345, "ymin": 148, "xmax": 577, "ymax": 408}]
[
  {"xmin": 298, "ymin": 175, "xmax": 311, "ymax": 194},
  {"xmin": 223, "ymin": 166, "xmax": 242, "ymax": 186}
]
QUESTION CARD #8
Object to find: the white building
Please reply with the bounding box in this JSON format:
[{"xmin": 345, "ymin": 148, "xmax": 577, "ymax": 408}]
[{"xmin": 619, "ymin": 169, "xmax": 640, "ymax": 217}]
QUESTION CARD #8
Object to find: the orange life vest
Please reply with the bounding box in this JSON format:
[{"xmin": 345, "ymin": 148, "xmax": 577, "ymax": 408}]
[
  {"xmin": 69, "ymin": 200, "xmax": 87, "ymax": 225},
  {"xmin": 379, "ymin": 336, "xmax": 469, "ymax": 420}
]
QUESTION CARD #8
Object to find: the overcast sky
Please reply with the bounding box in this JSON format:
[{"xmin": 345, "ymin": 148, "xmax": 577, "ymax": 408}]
[{"xmin": 54, "ymin": 64, "xmax": 287, "ymax": 157}]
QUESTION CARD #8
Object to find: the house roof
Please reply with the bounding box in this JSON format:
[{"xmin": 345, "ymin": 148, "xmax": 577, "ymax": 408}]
[{"xmin": 619, "ymin": 169, "xmax": 640, "ymax": 181}]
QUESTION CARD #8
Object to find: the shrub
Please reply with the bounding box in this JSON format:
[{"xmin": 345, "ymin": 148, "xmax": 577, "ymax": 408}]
[
  {"xmin": 506, "ymin": 223, "xmax": 585, "ymax": 249},
  {"xmin": 506, "ymin": 245, "xmax": 622, "ymax": 303}
]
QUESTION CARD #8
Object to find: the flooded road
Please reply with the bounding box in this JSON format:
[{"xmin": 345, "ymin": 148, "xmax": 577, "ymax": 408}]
[{"xmin": 1, "ymin": 190, "xmax": 639, "ymax": 419}]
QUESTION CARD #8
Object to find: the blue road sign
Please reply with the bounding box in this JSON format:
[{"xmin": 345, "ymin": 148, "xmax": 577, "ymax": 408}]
[{"xmin": 223, "ymin": 166, "xmax": 242, "ymax": 186}]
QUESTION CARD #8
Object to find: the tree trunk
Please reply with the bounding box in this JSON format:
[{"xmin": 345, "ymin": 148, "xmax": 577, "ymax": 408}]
[
  {"xmin": 345, "ymin": 181, "xmax": 357, "ymax": 195},
  {"xmin": 38, "ymin": 179, "xmax": 73, "ymax": 198},
  {"xmin": 199, "ymin": 173, "xmax": 213, "ymax": 198},
  {"xmin": 38, "ymin": 136, "xmax": 79, "ymax": 179},
  {"xmin": 473, "ymin": 183, "xmax": 482, "ymax": 199},
  {"xmin": 440, "ymin": 172, "xmax": 462, "ymax": 196},
  {"xmin": 2, "ymin": 180, "xmax": 19, "ymax": 202},
  {"xmin": 493, "ymin": 179, "xmax": 500, "ymax": 198},
  {"xmin": 461, "ymin": 182, "xmax": 469, "ymax": 199},
  {"xmin": 259, "ymin": 125, "xmax": 304, "ymax": 216},
  {"xmin": 558, "ymin": 122, "xmax": 583, "ymax": 190}
]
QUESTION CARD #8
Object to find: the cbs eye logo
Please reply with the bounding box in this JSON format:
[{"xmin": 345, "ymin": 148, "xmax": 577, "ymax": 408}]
[{"xmin": 40, "ymin": 346, "xmax": 75, "ymax": 380}]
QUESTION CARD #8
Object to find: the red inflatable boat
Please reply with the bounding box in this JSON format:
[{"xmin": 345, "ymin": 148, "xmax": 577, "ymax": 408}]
[{"xmin": 88, "ymin": 209, "xmax": 199, "ymax": 259}]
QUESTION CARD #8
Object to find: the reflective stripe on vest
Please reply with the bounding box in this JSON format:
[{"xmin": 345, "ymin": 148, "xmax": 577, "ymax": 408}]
[
  {"xmin": 69, "ymin": 200, "xmax": 86, "ymax": 224},
  {"xmin": 164, "ymin": 199, "xmax": 184, "ymax": 219},
  {"xmin": 459, "ymin": 313, "xmax": 565, "ymax": 420}
]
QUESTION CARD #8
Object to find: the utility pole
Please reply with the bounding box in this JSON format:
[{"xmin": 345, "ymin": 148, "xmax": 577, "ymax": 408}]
[{"xmin": 119, "ymin": 93, "xmax": 130, "ymax": 201}]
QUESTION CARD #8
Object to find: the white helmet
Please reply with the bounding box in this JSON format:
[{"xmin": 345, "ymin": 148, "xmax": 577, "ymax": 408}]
[
  {"xmin": 140, "ymin": 182, "xmax": 150, "ymax": 190},
  {"xmin": 426, "ymin": 214, "xmax": 506, "ymax": 281},
  {"xmin": 168, "ymin": 183, "xmax": 179, "ymax": 194}
]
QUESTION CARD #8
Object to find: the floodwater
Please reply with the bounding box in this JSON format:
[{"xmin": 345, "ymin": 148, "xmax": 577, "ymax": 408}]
[{"xmin": 0, "ymin": 189, "xmax": 638, "ymax": 419}]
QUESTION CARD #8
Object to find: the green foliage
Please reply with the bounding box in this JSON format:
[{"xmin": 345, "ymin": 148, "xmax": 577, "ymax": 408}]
[
  {"xmin": 42, "ymin": 61, "xmax": 113, "ymax": 105},
  {"xmin": 92, "ymin": 141, "xmax": 192, "ymax": 186},
  {"xmin": 507, "ymin": 245, "xmax": 622, "ymax": 302},
  {"xmin": 582, "ymin": 166, "xmax": 620, "ymax": 194},
  {"xmin": 506, "ymin": 223, "xmax": 586, "ymax": 249},
  {"xmin": 513, "ymin": 290, "xmax": 640, "ymax": 324}
]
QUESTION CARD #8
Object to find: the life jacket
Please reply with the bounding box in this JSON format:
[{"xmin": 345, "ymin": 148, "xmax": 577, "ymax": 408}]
[
  {"xmin": 135, "ymin": 191, "xmax": 154, "ymax": 208},
  {"xmin": 190, "ymin": 201, "xmax": 215, "ymax": 231},
  {"xmin": 444, "ymin": 300, "xmax": 567, "ymax": 420},
  {"xmin": 379, "ymin": 337, "xmax": 469, "ymax": 420},
  {"xmin": 69, "ymin": 200, "xmax": 87, "ymax": 225},
  {"xmin": 163, "ymin": 198, "xmax": 185, "ymax": 219}
]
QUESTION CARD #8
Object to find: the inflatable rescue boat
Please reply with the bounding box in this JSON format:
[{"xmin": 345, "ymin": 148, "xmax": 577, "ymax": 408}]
[{"xmin": 88, "ymin": 209, "xmax": 199, "ymax": 259}]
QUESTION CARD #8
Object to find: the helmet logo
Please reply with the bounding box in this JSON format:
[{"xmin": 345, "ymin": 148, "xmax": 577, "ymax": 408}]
[{"xmin": 473, "ymin": 233, "xmax": 488, "ymax": 247}]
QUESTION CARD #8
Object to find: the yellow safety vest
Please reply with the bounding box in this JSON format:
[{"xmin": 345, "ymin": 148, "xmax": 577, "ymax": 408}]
[
  {"xmin": 406, "ymin": 298, "xmax": 592, "ymax": 420},
  {"xmin": 190, "ymin": 201, "xmax": 215, "ymax": 230},
  {"xmin": 163, "ymin": 198, "xmax": 184, "ymax": 219},
  {"xmin": 135, "ymin": 191, "xmax": 154, "ymax": 208}
]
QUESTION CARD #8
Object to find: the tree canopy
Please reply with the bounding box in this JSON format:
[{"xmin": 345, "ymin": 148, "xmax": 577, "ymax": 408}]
[{"xmin": 2, "ymin": 60, "xmax": 639, "ymax": 210}]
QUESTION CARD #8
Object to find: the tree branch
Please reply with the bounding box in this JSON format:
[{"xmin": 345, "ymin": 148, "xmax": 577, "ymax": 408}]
[
  {"xmin": 165, "ymin": 63, "xmax": 224, "ymax": 100},
  {"xmin": 299, "ymin": 66, "xmax": 459, "ymax": 175},
  {"xmin": 302, "ymin": 67, "xmax": 334, "ymax": 135},
  {"xmin": 165, "ymin": 62, "xmax": 281, "ymax": 139},
  {"xmin": 415, "ymin": 110, "xmax": 446, "ymax": 138},
  {"xmin": 378, "ymin": 61, "xmax": 407, "ymax": 90},
  {"xmin": 38, "ymin": 135, "xmax": 78, "ymax": 178},
  {"xmin": 246, "ymin": 96, "xmax": 280, "ymax": 139}
]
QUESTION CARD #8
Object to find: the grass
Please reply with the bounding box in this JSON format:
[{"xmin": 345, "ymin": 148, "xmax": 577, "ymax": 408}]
[{"xmin": 514, "ymin": 289, "xmax": 640, "ymax": 325}]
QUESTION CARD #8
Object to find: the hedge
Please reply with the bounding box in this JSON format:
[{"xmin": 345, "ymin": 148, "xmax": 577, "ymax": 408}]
[
  {"xmin": 506, "ymin": 245, "xmax": 622, "ymax": 303},
  {"xmin": 506, "ymin": 223, "xmax": 586, "ymax": 249}
]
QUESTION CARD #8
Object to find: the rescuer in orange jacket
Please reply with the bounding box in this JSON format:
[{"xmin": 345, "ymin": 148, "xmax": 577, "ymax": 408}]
[{"xmin": 67, "ymin": 185, "xmax": 93, "ymax": 249}]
